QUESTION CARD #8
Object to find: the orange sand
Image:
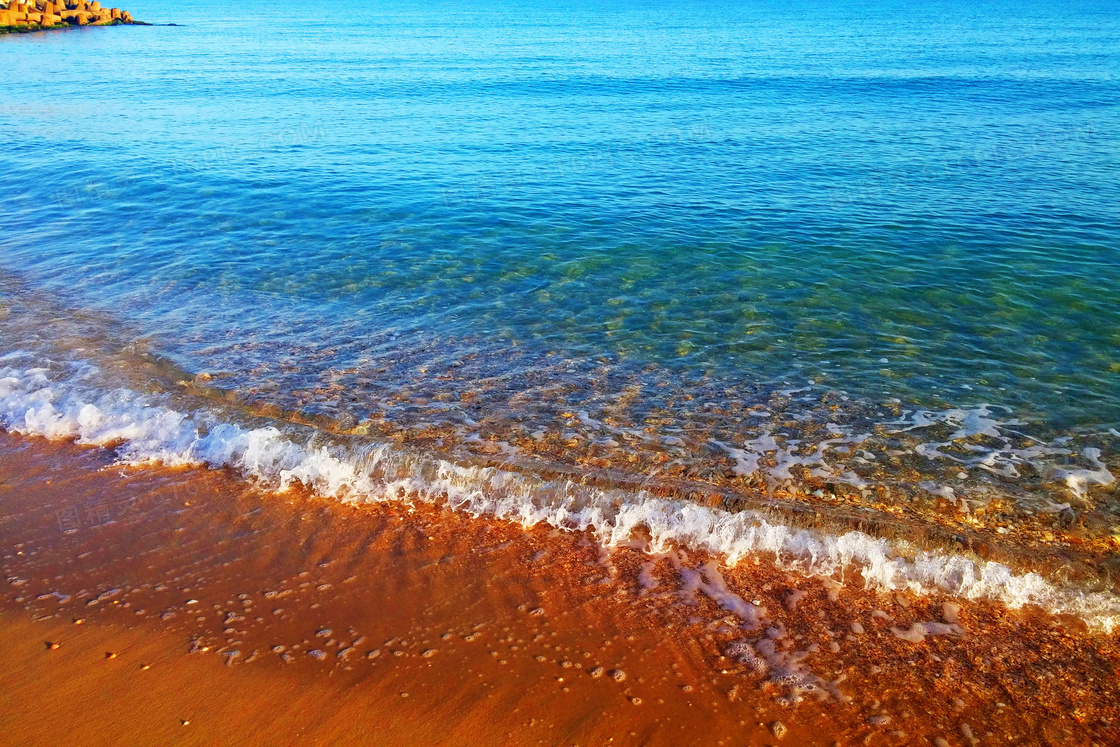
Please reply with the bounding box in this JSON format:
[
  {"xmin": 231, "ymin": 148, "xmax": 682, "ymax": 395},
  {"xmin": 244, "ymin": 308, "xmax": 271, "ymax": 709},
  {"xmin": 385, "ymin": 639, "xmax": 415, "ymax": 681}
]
[{"xmin": 1, "ymin": 431, "xmax": 1117, "ymax": 746}]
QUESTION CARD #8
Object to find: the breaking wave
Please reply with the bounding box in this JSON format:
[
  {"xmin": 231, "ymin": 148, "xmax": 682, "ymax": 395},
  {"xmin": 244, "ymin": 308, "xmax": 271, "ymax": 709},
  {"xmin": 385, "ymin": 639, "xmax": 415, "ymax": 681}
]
[{"xmin": 2, "ymin": 351, "xmax": 1118, "ymax": 632}]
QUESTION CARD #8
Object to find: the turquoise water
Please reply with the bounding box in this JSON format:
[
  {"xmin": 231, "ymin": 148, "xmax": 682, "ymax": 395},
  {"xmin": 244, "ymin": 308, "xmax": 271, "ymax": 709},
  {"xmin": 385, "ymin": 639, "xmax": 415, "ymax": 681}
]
[{"xmin": 2, "ymin": 0, "xmax": 1119, "ymax": 514}]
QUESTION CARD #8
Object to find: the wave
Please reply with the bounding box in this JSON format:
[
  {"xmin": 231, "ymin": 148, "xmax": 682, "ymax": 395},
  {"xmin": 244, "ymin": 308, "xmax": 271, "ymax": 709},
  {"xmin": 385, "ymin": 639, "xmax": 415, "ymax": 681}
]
[{"xmin": 1, "ymin": 351, "xmax": 1118, "ymax": 633}]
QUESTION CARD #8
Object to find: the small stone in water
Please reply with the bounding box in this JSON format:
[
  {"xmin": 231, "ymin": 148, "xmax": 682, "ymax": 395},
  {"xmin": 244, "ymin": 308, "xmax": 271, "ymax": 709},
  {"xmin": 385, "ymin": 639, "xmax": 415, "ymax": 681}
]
[
  {"xmin": 608, "ymin": 669, "xmax": 626, "ymax": 682},
  {"xmin": 770, "ymin": 721, "xmax": 788, "ymax": 740}
]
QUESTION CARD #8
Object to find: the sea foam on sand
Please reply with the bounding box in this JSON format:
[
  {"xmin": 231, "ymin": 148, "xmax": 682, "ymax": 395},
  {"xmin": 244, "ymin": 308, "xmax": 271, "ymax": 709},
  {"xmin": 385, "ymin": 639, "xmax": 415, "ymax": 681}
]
[{"xmin": 2, "ymin": 355, "xmax": 1118, "ymax": 632}]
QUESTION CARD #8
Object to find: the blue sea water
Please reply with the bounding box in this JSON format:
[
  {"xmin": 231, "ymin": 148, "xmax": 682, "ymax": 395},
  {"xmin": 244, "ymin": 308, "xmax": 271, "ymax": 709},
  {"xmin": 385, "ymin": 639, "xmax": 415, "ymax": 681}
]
[{"xmin": 2, "ymin": 0, "xmax": 1119, "ymax": 515}]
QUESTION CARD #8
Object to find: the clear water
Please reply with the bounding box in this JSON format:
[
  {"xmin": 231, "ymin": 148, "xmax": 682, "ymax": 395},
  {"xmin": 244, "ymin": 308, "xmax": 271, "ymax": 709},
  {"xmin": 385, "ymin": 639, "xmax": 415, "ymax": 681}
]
[{"xmin": 2, "ymin": 0, "xmax": 1119, "ymax": 537}]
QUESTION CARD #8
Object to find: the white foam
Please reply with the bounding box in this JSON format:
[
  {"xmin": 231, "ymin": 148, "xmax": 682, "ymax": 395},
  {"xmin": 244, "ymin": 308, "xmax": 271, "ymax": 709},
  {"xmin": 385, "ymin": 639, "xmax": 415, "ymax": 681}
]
[
  {"xmin": 1053, "ymin": 448, "xmax": 1115, "ymax": 500},
  {"xmin": 894, "ymin": 406, "xmax": 1115, "ymax": 495},
  {"xmin": 711, "ymin": 431, "xmax": 871, "ymax": 488},
  {"xmin": 890, "ymin": 621, "xmax": 964, "ymax": 643},
  {"xmin": 2, "ymin": 358, "xmax": 1119, "ymax": 633},
  {"xmin": 711, "ymin": 434, "xmax": 779, "ymax": 476},
  {"xmin": 727, "ymin": 635, "xmax": 846, "ymax": 702},
  {"xmin": 675, "ymin": 558, "xmax": 764, "ymax": 630}
]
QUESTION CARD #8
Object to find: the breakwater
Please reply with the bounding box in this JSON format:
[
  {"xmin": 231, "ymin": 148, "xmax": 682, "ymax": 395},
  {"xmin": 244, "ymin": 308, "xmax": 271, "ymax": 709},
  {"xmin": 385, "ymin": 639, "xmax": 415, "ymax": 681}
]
[{"xmin": 1, "ymin": 0, "xmax": 134, "ymax": 29}]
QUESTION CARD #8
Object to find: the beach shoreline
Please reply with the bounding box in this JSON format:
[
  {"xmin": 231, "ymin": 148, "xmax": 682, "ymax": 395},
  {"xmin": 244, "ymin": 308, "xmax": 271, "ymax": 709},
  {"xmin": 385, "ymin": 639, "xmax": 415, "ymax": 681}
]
[
  {"xmin": 1, "ymin": 429, "xmax": 1117, "ymax": 745},
  {"xmin": 3, "ymin": 1, "xmax": 1119, "ymax": 743}
]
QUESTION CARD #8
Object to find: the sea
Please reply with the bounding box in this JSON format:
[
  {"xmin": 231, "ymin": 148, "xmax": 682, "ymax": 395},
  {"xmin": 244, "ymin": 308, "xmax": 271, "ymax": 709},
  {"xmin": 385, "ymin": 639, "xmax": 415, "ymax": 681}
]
[{"xmin": 2, "ymin": 0, "xmax": 1119, "ymax": 628}]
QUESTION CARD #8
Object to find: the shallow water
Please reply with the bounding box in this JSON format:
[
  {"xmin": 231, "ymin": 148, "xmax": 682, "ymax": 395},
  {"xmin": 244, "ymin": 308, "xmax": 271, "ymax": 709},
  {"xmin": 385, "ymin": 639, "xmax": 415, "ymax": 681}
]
[{"xmin": 1, "ymin": 0, "xmax": 1119, "ymax": 592}]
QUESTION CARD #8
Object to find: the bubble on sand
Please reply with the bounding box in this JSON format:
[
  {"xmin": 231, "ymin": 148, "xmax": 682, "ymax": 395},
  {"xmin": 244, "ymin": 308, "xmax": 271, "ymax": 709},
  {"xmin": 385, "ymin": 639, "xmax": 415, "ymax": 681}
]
[
  {"xmin": 725, "ymin": 639, "xmax": 769, "ymax": 675},
  {"xmin": 724, "ymin": 639, "xmax": 753, "ymax": 658},
  {"xmin": 743, "ymin": 655, "xmax": 769, "ymax": 675}
]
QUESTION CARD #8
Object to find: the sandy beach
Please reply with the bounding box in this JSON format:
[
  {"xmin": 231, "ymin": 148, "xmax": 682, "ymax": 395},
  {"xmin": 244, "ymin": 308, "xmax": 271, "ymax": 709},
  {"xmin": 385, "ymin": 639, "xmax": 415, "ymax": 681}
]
[{"xmin": 1, "ymin": 430, "xmax": 1117, "ymax": 746}]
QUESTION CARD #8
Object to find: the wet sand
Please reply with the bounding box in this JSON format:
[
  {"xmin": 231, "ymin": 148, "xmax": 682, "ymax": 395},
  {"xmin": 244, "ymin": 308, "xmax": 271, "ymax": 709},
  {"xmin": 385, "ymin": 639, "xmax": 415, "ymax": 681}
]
[{"xmin": 1, "ymin": 430, "xmax": 1118, "ymax": 746}]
